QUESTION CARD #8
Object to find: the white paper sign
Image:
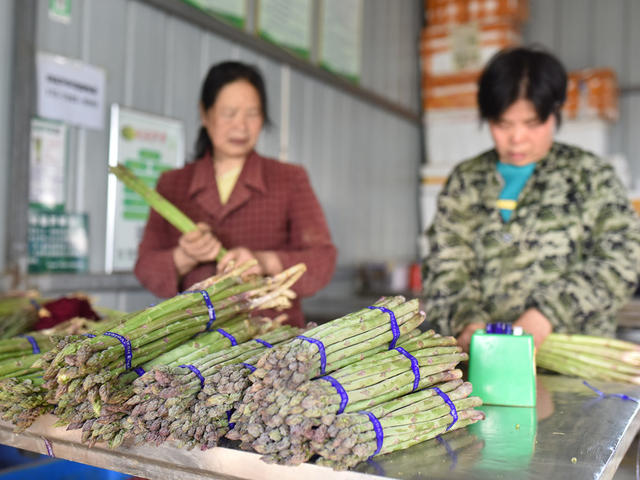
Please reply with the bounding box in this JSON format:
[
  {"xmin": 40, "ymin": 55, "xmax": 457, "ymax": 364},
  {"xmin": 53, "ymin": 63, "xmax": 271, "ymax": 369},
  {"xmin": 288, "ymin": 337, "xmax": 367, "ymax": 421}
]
[
  {"xmin": 36, "ymin": 53, "xmax": 106, "ymax": 130},
  {"xmin": 29, "ymin": 118, "xmax": 67, "ymax": 210},
  {"xmin": 106, "ymin": 105, "xmax": 185, "ymax": 272}
]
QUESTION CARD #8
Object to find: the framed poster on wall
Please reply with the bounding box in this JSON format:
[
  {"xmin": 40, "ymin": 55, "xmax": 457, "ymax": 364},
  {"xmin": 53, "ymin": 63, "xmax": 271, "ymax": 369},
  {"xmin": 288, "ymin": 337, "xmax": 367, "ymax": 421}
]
[
  {"xmin": 257, "ymin": 0, "xmax": 312, "ymax": 59},
  {"xmin": 319, "ymin": 0, "xmax": 363, "ymax": 83},
  {"xmin": 105, "ymin": 105, "xmax": 185, "ymax": 273},
  {"xmin": 29, "ymin": 118, "xmax": 68, "ymax": 212}
]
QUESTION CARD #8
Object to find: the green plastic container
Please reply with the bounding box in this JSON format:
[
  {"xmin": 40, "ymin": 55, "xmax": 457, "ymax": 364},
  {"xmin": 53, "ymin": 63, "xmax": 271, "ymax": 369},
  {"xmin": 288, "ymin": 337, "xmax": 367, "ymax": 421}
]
[{"xmin": 468, "ymin": 327, "xmax": 536, "ymax": 407}]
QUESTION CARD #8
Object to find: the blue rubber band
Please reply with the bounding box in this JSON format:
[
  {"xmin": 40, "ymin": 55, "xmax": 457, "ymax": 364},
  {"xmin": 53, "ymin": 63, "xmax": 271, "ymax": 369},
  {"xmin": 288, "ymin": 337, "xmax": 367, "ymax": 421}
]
[
  {"xmin": 296, "ymin": 335, "xmax": 327, "ymax": 374},
  {"xmin": 433, "ymin": 387, "xmax": 458, "ymax": 430},
  {"xmin": 359, "ymin": 410, "xmax": 384, "ymax": 457},
  {"xmin": 198, "ymin": 290, "xmax": 216, "ymax": 330},
  {"xmin": 216, "ymin": 328, "xmax": 238, "ymax": 346},
  {"xmin": 103, "ymin": 332, "xmax": 132, "ymax": 370},
  {"xmin": 367, "ymin": 306, "xmax": 400, "ymax": 349},
  {"xmin": 436, "ymin": 435, "xmax": 458, "ymax": 470},
  {"xmin": 179, "ymin": 364, "xmax": 205, "ymax": 388},
  {"xmin": 321, "ymin": 375, "xmax": 349, "ymax": 414},
  {"xmin": 134, "ymin": 367, "xmax": 145, "ymax": 376},
  {"xmin": 83, "ymin": 333, "xmax": 96, "ymax": 338},
  {"xmin": 583, "ymin": 380, "xmax": 640, "ymax": 403},
  {"xmin": 241, "ymin": 362, "xmax": 256, "ymax": 373},
  {"xmin": 254, "ymin": 338, "xmax": 273, "ymax": 348},
  {"xmin": 19, "ymin": 335, "xmax": 40, "ymax": 354},
  {"xmin": 181, "ymin": 290, "xmax": 216, "ymax": 329},
  {"xmin": 226, "ymin": 409, "xmax": 235, "ymax": 429},
  {"xmin": 29, "ymin": 299, "xmax": 41, "ymax": 311},
  {"xmin": 394, "ymin": 346, "xmax": 420, "ymax": 391}
]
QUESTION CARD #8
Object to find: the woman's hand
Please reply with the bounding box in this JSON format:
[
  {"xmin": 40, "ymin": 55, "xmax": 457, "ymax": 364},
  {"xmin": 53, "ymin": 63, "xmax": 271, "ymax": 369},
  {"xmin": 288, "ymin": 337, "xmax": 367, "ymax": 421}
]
[
  {"xmin": 456, "ymin": 322, "xmax": 487, "ymax": 353},
  {"xmin": 217, "ymin": 248, "xmax": 283, "ymax": 278},
  {"xmin": 173, "ymin": 222, "xmax": 222, "ymax": 275},
  {"xmin": 217, "ymin": 247, "xmax": 262, "ymax": 278},
  {"xmin": 514, "ymin": 308, "xmax": 552, "ymax": 348}
]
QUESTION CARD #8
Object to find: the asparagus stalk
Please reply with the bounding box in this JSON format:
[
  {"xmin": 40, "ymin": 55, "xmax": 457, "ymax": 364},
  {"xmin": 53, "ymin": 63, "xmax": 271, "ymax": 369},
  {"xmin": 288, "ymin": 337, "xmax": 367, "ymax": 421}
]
[{"xmin": 538, "ymin": 333, "xmax": 640, "ymax": 384}]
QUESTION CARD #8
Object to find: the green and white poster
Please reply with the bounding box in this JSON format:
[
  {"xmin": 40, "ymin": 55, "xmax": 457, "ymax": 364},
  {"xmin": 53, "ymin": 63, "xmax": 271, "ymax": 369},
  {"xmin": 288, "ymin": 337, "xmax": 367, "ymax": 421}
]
[
  {"xmin": 106, "ymin": 105, "xmax": 184, "ymax": 272},
  {"xmin": 181, "ymin": 0, "xmax": 246, "ymax": 28},
  {"xmin": 257, "ymin": 0, "xmax": 312, "ymax": 59},
  {"xmin": 28, "ymin": 209, "xmax": 88, "ymax": 273},
  {"xmin": 29, "ymin": 118, "xmax": 68, "ymax": 212},
  {"xmin": 319, "ymin": 0, "xmax": 362, "ymax": 83}
]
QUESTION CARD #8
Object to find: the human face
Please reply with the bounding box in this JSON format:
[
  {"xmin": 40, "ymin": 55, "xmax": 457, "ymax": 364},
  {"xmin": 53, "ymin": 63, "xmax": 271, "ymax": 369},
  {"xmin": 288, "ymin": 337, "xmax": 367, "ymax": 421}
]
[
  {"xmin": 488, "ymin": 98, "xmax": 556, "ymax": 166},
  {"xmin": 200, "ymin": 80, "xmax": 264, "ymax": 162}
]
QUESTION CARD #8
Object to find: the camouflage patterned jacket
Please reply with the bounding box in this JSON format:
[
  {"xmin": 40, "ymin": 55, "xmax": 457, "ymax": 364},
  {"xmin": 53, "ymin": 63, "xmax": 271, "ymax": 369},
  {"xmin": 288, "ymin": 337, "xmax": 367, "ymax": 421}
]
[{"xmin": 422, "ymin": 142, "xmax": 640, "ymax": 337}]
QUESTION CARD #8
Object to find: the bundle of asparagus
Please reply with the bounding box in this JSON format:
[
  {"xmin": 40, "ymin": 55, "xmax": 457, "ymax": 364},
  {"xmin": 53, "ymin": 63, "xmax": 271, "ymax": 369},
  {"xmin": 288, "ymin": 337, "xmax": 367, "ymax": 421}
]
[
  {"xmin": 537, "ymin": 333, "xmax": 640, "ymax": 384},
  {"xmin": 312, "ymin": 380, "xmax": 484, "ymax": 470},
  {"xmin": 73, "ymin": 317, "xmax": 285, "ymax": 448},
  {"xmin": 122, "ymin": 325, "xmax": 301, "ymax": 449},
  {"xmin": 0, "ymin": 317, "xmax": 128, "ymax": 431},
  {"xmin": 0, "ymin": 292, "xmax": 44, "ymax": 339},
  {"xmin": 50, "ymin": 312, "xmax": 274, "ymax": 430},
  {"xmin": 240, "ymin": 330, "xmax": 468, "ymax": 465},
  {"xmin": 40, "ymin": 260, "xmax": 302, "ymax": 396},
  {"xmin": 227, "ymin": 298, "xmax": 436, "ymax": 461},
  {"xmin": 0, "ymin": 333, "xmax": 54, "ymax": 361}
]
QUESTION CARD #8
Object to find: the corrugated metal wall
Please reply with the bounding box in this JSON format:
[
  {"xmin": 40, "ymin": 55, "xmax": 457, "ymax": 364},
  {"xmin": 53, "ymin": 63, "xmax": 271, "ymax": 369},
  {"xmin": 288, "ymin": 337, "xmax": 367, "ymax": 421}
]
[
  {"xmin": 524, "ymin": 0, "xmax": 640, "ymax": 182},
  {"xmin": 25, "ymin": 0, "xmax": 423, "ymax": 309},
  {"xmin": 0, "ymin": 0, "xmax": 14, "ymax": 275}
]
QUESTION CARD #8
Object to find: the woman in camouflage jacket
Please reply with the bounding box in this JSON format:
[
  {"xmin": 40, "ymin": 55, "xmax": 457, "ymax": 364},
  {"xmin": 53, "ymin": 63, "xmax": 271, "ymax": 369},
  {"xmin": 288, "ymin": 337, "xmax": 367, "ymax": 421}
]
[{"xmin": 422, "ymin": 46, "xmax": 640, "ymax": 352}]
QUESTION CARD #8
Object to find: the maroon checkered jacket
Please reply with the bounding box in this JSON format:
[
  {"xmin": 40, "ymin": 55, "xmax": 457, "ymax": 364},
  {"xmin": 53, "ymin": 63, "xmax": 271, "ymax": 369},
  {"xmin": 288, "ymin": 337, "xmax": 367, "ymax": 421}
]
[{"xmin": 134, "ymin": 151, "xmax": 337, "ymax": 327}]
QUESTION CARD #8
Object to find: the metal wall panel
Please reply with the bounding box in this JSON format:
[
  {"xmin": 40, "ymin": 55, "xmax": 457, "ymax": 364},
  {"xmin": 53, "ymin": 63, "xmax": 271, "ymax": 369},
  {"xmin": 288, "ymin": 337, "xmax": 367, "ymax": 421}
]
[
  {"xmin": 0, "ymin": 0, "xmax": 14, "ymax": 275},
  {"xmin": 524, "ymin": 0, "xmax": 640, "ymax": 184},
  {"xmin": 360, "ymin": 0, "xmax": 422, "ymax": 113},
  {"xmin": 288, "ymin": 69, "xmax": 421, "ymax": 266}
]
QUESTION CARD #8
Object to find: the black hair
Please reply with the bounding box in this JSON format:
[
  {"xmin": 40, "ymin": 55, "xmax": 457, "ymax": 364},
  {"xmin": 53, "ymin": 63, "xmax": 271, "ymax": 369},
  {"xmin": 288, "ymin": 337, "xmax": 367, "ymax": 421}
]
[
  {"xmin": 477, "ymin": 45, "xmax": 567, "ymax": 126},
  {"xmin": 193, "ymin": 61, "xmax": 271, "ymax": 160}
]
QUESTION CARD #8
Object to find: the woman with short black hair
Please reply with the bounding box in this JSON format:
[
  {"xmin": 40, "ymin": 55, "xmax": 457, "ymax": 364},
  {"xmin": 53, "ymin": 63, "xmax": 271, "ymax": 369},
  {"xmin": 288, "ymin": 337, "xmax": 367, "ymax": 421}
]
[{"xmin": 422, "ymin": 46, "xmax": 640, "ymax": 351}]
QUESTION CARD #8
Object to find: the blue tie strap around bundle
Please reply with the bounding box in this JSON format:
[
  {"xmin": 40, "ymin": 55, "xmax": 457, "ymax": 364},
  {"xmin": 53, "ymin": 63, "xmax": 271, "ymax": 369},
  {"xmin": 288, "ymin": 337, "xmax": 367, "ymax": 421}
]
[
  {"xmin": 433, "ymin": 386, "xmax": 458, "ymax": 431},
  {"xmin": 321, "ymin": 375, "xmax": 350, "ymax": 414},
  {"xmin": 359, "ymin": 410, "xmax": 384, "ymax": 458},
  {"xmin": 19, "ymin": 335, "xmax": 40, "ymax": 354},
  {"xmin": 367, "ymin": 306, "xmax": 400, "ymax": 349},
  {"xmin": 241, "ymin": 362, "xmax": 256, "ymax": 373},
  {"xmin": 103, "ymin": 332, "xmax": 133, "ymax": 370},
  {"xmin": 83, "ymin": 333, "xmax": 96, "ymax": 338},
  {"xmin": 296, "ymin": 335, "xmax": 327, "ymax": 374},
  {"xmin": 134, "ymin": 367, "xmax": 145, "ymax": 376},
  {"xmin": 216, "ymin": 328, "xmax": 238, "ymax": 346},
  {"xmin": 180, "ymin": 289, "xmax": 217, "ymax": 330},
  {"xmin": 254, "ymin": 338, "xmax": 273, "ymax": 348},
  {"xmin": 394, "ymin": 346, "xmax": 420, "ymax": 391},
  {"xmin": 179, "ymin": 364, "xmax": 205, "ymax": 388},
  {"xmin": 196, "ymin": 290, "xmax": 216, "ymax": 330}
]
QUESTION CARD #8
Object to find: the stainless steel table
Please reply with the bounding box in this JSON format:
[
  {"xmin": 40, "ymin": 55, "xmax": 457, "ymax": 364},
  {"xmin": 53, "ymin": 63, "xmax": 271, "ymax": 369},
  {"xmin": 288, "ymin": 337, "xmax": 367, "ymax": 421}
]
[{"xmin": 0, "ymin": 374, "xmax": 639, "ymax": 480}]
